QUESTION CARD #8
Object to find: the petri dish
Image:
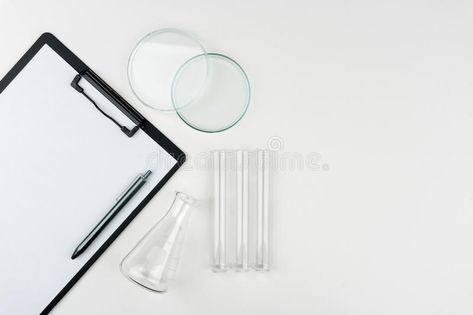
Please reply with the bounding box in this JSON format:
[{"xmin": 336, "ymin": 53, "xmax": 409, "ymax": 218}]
[
  {"xmin": 128, "ymin": 29, "xmax": 208, "ymax": 111},
  {"xmin": 172, "ymin": 53, "xmax": 251, "ymax": 133}
]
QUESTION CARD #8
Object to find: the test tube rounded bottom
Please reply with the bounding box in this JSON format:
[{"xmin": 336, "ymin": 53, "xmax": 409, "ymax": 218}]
[{"xmin": 212, "ymin": 264, "xmax": 229, "ymax": 272}]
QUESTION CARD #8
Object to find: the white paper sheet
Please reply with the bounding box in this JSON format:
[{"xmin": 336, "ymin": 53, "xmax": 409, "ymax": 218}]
[{"xmin": 0, "ymin": 45, "xmax": 177, "ymax": 314}]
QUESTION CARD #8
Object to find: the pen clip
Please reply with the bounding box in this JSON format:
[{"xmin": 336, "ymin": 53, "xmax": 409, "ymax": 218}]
[{"xmin": 115, "ymin": 174, "xmax": 142, "ymax": 201}]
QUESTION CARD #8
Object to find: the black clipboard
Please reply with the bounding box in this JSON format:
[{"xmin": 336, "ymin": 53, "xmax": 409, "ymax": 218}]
[{"xmin": 0, "ymin": 33, "xmax": 186, "ymax": 314}]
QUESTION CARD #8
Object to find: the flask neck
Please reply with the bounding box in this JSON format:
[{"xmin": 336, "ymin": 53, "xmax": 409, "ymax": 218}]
[{"xmin": 169, "ymin": 192, "xmax": 196, "ymax": 217}]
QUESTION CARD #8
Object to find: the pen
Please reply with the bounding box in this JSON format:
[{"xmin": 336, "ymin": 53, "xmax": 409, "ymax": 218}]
[{"xmin": 71, "ymin": 170, "xmax": 152, "ymax": 259}]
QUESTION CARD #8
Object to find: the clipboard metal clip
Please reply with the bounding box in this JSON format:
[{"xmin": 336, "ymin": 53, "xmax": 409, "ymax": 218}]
[{"xmin": 71, "ymin": 74, "xmax": 141, "ymax": 138}]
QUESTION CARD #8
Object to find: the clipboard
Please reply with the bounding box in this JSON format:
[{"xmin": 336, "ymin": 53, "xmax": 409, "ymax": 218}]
[{"xmin": 0, "ymin": 33, "xmax": 186, "ymax": 314}]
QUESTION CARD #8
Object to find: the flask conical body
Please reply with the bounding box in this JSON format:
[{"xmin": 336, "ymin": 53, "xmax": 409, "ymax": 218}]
[{"xmin": 120, "ymin": 192, "xmax": 195, "ymax": 292}]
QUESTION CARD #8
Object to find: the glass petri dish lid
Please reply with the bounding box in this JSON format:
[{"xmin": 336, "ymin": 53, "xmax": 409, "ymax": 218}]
[
  {"xmin": 172, "ymin": 53, "xmax": 251, "ymax": 133},
  {"xmin": 128, "ymin": 29, "xmax": 208, "ymax": 111}
]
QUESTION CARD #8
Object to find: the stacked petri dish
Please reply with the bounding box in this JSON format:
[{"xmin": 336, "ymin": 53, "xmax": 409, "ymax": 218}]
[{"xmin": 128, "ymin": 29, "xmax": 251, "ymax": 133}]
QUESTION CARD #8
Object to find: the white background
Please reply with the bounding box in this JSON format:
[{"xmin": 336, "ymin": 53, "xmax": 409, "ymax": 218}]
[{"xmin": 1, "ymin": 1, "xmax": 473, "ymax": 314}]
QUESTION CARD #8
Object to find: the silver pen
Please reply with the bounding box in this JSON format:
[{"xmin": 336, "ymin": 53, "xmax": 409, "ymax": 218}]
[{"xmin": 71, "ymin": 170, "xmax": 152, "ymax": 259}]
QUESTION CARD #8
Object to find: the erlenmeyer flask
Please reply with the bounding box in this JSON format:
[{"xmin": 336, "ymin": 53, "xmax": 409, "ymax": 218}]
[{"xmin": 120, "ymin": 192, "xmax": 196, "ymax": 293}]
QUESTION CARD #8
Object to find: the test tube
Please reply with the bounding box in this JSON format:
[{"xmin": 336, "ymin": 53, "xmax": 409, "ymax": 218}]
[
  {"xmin": 212, "ymin": 151, "xmax": 227, "ymax": 271},
  {"xmin": 256, "ymin": 150, "xmax": 270, "ymax": 271},
  {"xmin": 235, "ymin": 150, "xmax": 249, "ymax": 271}
]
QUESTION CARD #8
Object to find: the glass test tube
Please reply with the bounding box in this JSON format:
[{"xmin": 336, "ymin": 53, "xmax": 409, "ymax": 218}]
[
  {"xmin": 212, "ymin": 151, "xmax": 227, "ymax": 271},
  {"xmin": 235, "ymin": 151, "xmax": 249, "ymax": 270},
  {"xmin": 256, "ymin": 150, "xmax": 270, "ymax": 271}
]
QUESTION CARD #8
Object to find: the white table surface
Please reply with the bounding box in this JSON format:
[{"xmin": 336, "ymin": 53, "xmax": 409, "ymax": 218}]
[{"xmin": 1, "ymin": 1, "xmax": 473, "ymax": 314}]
